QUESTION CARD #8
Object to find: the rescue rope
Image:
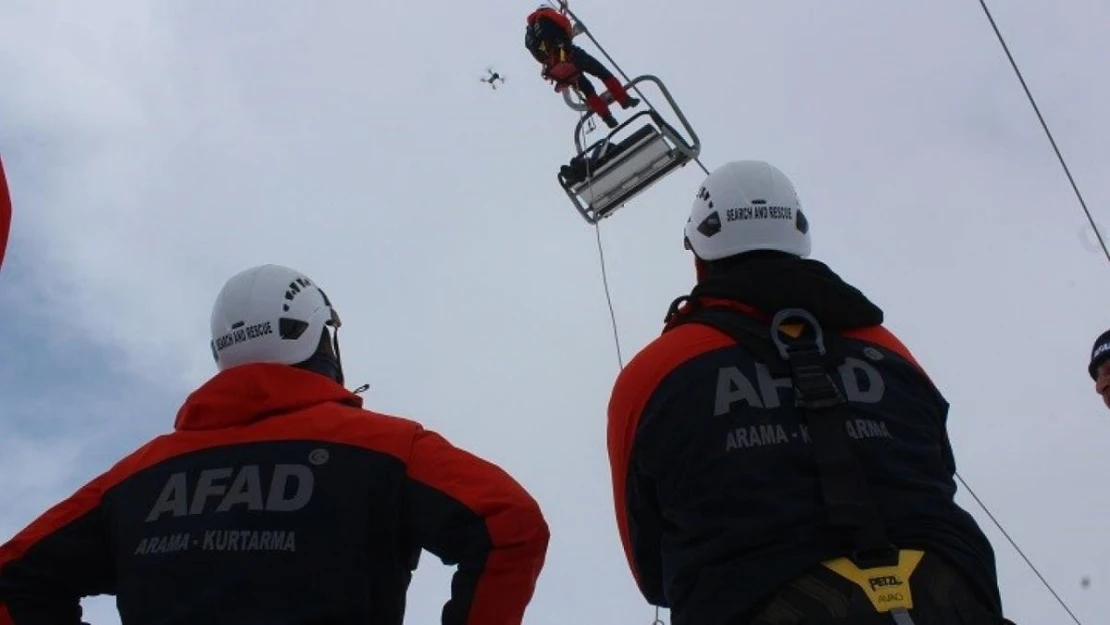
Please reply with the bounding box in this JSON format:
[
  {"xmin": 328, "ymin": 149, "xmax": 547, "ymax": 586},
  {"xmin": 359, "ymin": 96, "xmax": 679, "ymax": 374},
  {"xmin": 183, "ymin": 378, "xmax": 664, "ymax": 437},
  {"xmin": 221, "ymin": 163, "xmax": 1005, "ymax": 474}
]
[
  {"xmin": 559, "ymin": 5, "xmax": 1083, "ymax": 624},
  {"xmin": 976, "ymin": 0, "xmax": 1107, "ymax": 264},
  {"xmin": 577, "ymin": 123, "xmax": 659, "ymax": 624},
  {"xmin": 592, "ymin": 219, "xmax": 625, "ymax": 368},
  {"xmin": 955, "ymin": 474, "xmax": 1082, "ymax": 624}
]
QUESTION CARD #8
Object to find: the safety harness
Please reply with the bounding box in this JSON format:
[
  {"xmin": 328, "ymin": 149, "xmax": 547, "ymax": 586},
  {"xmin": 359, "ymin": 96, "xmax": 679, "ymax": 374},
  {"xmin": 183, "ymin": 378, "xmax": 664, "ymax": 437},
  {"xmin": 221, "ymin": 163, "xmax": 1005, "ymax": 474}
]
[
  {"xmin": 541, "ymin": 46, "xmax": 581, "ymax": 89},
  {"xmin": 667, "ymin": 302, "xmax": 925, "ymax": 622},
  {"xmin": 525, "ymin": 12, "xmax": 582, "ymax": 90}
]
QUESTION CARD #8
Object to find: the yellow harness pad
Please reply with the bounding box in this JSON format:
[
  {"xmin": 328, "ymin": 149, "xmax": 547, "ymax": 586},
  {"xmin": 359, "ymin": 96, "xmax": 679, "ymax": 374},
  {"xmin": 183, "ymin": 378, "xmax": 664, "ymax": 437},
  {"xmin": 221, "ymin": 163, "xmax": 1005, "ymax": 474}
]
[{"xmin": 820, "ymin": 550, "xmax": 925, "ymax": 612}]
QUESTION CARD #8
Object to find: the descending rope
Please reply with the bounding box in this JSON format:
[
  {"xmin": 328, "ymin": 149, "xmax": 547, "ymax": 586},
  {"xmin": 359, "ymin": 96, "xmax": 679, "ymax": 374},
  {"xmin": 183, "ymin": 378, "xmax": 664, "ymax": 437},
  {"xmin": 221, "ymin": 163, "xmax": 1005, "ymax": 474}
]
[
  {"xmin": 574, "ymin": 108, "xmax": 650, "ymax": 620},
  {"xmin": 565, "ymin": 89, "xmax": 625, "ymax": 369},
  {"xmin": 976, "ymin": 0, "xmax": 1108, "ymax": 264},
  {"xmin": 593, "ymin": 218, "xmax": 624, "ymax": 368},
  {"xmin": 588, "ymin": 209, "xmax": 657, "ymax": 625},
  {"xmin": 955, "ymin": 473, "xmax": 1083, "ymax": 624}
]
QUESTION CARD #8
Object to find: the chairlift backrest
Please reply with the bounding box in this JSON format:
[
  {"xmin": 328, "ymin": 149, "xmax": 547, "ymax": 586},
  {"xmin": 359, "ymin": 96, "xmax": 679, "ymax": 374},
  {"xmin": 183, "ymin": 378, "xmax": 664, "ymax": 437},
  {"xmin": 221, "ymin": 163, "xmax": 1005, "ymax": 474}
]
[{"xmin": 562, "ymin": 119, "xmax": 686, "ymax": 223}]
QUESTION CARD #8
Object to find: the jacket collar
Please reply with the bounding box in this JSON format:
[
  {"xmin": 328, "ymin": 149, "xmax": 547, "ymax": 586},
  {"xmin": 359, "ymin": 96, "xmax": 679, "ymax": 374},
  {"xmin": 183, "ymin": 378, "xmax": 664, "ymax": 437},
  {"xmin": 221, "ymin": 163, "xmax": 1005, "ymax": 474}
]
[
  {"xmin": 664, "ymin": 256, "xmax": 884, "ymax": 331},
  {"xmin": 174, "ymin": 363, "xmax": 363, "ymax": 431}
]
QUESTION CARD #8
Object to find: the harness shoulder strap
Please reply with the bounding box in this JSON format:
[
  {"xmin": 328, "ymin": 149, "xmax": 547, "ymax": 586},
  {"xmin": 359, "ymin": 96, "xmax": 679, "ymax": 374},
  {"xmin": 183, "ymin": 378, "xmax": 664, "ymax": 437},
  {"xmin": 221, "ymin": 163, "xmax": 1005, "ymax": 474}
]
[
  {"xmin": 671, "ymin": 304, "xmax": 898, "ymax": 569},
  {"xmin": 675, "ymin": 306, "xmax": 787, "ymax": 371}
]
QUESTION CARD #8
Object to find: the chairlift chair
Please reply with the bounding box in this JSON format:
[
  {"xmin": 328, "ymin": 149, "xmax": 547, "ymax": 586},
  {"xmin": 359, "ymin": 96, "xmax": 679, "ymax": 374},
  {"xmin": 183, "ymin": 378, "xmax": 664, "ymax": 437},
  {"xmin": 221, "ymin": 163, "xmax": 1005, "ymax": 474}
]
[{"xmin": 558, "ymin": 75, "xmax": 701, "ymax": 224}]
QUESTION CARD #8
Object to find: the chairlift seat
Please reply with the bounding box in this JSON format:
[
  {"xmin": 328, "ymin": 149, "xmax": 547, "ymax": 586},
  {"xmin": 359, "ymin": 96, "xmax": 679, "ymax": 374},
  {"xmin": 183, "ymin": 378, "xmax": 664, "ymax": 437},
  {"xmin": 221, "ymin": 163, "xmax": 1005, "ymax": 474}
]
[
  {"xmin": 560, "ymin": 119, "xmax": 691, "ymax": 223},
  {"xmin": 557, "ymin": 74, "xmax": 702, "ymax": 225},
  {"xmin": 561, "ymin": 124, "xmax": 656, "ymax": 184}
]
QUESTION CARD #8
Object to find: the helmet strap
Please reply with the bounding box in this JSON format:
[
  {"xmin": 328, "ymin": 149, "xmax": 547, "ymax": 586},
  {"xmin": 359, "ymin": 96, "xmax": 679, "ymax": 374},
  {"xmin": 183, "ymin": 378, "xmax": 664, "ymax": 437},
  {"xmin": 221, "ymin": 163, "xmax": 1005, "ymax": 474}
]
[
  {"xmin": 294, "ymin": 329, "xmax": 345, "ymax": 386},
  {"xmin": 331, "ymin": 326, "xmax": 345, "ymax": 387}
]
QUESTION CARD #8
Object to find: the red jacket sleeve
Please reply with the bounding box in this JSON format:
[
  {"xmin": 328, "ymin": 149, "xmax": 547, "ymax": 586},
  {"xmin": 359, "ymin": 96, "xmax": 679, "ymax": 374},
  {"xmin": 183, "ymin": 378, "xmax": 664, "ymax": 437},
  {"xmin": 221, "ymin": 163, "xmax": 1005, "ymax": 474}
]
[
  {"xmin": 0, "ymin": 156, "xmax": 11, "ymax": 273},
  {"xmin": 403, "ymin": 427, "xmax": 549, "ymax": 625},
  {"xmin": 0, "ymin": 473, "xmax": 115, "ymax": 625},
  {"xmin": 608, "ymin": 352, "xmax": 670, "ymax": 605},
  {"xmin": 607, "ymin": 325, "xmax": 736, "ymax": 605}
]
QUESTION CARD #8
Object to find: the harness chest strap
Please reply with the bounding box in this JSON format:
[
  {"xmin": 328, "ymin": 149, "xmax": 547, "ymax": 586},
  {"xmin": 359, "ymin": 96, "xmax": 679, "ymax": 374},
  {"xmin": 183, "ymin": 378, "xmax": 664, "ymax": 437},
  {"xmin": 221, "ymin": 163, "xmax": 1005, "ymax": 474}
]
[{"xmin": 670, "ymin": 305, "xmax": 923, "ymax": 613}]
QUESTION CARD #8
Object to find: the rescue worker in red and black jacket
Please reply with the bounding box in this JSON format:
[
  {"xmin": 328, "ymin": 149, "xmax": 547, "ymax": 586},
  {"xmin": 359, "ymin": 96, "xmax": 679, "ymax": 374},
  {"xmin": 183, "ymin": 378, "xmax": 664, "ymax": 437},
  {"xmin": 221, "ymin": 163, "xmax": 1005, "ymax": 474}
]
[
  {"xmin": 524, "ymin": 3, "xmax": 638, "ymax": 128},
  {"xmin": 607, "ymin": 161, "xmax": 1013, "ymax": 624},
  {"xmin": 0, "ymin": 264, "xmax": 550, "ymax": 625}
]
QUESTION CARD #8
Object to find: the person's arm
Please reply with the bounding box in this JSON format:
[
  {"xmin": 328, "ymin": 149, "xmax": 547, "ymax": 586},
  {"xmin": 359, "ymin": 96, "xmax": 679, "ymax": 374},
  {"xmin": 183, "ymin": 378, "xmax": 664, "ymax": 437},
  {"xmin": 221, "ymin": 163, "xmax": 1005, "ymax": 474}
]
[
  {"xmin": 403, "ymin": 428, "xmax": 549, "ymax": 625},
  {"xmin": 0, "ymin": 475, "xmax": 115, "ymax": 625},
  {"xmin": 606, "ymin": 325, "xmax": 734, "ymax": 606},
  {"xmin": 607, "ymin": 362, "xmax": 668, "ymax": 606}
]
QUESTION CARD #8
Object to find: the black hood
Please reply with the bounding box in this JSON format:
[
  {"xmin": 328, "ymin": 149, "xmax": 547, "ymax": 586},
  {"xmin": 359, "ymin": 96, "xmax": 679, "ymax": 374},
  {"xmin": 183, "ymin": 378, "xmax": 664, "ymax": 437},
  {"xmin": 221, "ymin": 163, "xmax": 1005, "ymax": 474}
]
[{"xmin": 667, "ymin": 256, "xmax": 884, "ymax": 330}]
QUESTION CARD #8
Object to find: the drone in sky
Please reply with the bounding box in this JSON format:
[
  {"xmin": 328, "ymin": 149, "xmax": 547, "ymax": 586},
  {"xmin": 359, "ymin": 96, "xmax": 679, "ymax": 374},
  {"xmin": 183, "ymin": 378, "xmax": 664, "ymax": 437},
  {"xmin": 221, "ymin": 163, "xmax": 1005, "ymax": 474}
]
[{"xmin": 480, "ymin": 67, "xmax": 506, "ymax": 90}]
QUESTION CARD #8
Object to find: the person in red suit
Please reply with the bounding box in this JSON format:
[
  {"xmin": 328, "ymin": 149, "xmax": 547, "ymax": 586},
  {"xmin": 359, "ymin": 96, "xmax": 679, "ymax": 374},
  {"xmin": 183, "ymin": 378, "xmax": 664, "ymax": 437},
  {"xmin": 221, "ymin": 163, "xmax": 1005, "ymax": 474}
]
[{"xmin": 525, "ymin": 4, "xmax": 639, "ymax": 128}]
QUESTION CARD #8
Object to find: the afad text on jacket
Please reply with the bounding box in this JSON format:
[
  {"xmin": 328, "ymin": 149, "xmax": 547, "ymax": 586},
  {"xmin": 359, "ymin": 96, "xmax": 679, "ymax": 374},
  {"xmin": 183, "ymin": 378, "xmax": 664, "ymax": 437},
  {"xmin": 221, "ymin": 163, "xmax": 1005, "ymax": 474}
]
[
  {"xmin": 0, "ymin": 364, "xmax": 549, "ymax": 625},
  {"xmin": 606, "ymin": 256, "xmax": 1002, "ymax": 625}
]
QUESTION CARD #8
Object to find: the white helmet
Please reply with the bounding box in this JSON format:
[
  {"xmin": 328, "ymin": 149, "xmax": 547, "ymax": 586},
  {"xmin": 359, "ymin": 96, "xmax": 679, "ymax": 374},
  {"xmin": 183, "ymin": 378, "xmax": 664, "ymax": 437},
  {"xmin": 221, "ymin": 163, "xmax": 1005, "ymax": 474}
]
[
  {"xmin": 209, "ymin": 264, "xmax": 342, "ymax": 375},
  {"xmin": 684, "ymin": 160, "xmax": 811, "ymax": 261}
]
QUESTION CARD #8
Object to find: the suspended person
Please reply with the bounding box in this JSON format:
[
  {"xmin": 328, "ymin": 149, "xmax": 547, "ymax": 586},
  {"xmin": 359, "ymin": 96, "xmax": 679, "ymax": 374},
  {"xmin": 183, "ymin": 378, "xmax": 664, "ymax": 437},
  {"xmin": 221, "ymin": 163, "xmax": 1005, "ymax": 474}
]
[
  {"xmin": 1088, "ymin": 328, "xmax": 1110, "ymax": 410},
  {"xmin": 605, "ymin": 160, "xmax": 1015, "ymax": 624},
  {"xmin": 524, "ymin": 3, "xmax": 639, "ymax": 129},
  {"xmin": 0, "ymin": 263, "xmax": 550, "ymax": 625}
]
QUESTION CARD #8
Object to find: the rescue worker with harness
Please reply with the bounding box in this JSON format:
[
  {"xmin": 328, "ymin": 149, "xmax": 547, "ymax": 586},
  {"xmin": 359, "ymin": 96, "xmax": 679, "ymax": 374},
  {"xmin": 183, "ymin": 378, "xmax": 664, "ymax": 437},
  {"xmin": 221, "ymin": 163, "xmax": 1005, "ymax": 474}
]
[
  {"xmin": 606, "ymin": 160, "xmax": 1014, "ymax": 624},
  {"xmin": 524, "ymin": 3, "xmax": 639, "ymax": 128}
]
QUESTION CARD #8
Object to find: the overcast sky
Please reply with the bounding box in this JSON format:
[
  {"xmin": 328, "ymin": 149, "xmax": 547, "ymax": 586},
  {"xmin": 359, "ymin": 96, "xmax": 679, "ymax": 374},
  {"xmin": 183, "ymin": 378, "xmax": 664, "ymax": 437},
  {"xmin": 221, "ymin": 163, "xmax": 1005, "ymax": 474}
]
[{"xmin": 2, "ymin": 1, "xmax": 1109, "ymax": 623}]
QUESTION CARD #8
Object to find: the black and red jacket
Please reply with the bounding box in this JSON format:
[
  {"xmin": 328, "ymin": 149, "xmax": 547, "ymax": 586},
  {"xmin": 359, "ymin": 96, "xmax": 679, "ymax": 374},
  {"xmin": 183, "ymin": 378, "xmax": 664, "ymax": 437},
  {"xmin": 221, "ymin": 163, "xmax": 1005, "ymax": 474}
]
[
  {"xmin": 524, "ymin": 7, "xmax": 573, "ymax": 64},
  {"xmin": 0, "ymin": 363, "xmax": 550, "ymax": 625},
  {"xmin": 606, "ymin": 258, "xmax": 1002, "ymax": 625},
  {"xmin": 526, "ymin": 7, "xmax": 572, "ymax": 38}
]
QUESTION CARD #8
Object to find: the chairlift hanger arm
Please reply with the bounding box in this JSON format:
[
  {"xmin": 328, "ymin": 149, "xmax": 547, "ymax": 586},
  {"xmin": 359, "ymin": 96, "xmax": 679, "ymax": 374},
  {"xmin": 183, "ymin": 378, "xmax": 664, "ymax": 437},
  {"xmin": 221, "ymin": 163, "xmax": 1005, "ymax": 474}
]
[
  {"xmin": 556, "ymin": 4, "xmax": 709, "ymax": 177},
  {"xmin": 573, "ymin": 75, "xmax": 701, "ymax": 160}
]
